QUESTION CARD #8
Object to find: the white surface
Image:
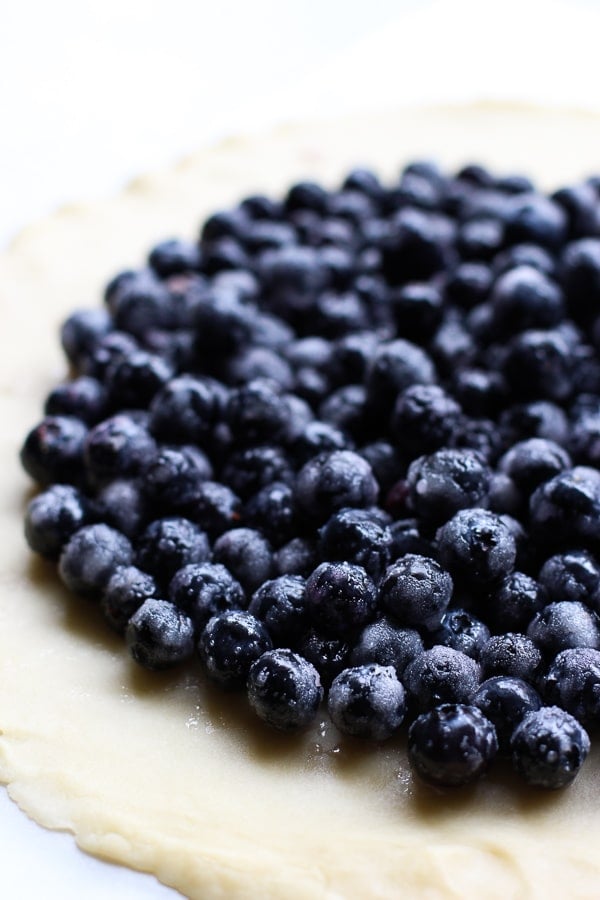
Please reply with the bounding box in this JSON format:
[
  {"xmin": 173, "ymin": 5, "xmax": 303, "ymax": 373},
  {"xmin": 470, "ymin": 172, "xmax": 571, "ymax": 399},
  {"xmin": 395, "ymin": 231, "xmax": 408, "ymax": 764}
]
[{"xmin": 2, "ymin": 0, "xmax": 600, "ymax": 897}]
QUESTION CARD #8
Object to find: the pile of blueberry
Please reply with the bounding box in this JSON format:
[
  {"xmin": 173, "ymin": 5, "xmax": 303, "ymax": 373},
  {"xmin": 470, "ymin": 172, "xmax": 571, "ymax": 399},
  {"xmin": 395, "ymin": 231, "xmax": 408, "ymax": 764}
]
[{"xmin": 21, "ymin": 161, "xmax": 600, "ymax": 790}]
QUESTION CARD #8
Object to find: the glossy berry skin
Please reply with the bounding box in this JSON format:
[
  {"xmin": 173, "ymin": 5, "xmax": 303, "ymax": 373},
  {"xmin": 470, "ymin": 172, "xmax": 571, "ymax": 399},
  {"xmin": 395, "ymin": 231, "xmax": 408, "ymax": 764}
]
[
  {"xmin": 391, "ymin": 384, "xmax": 461, "ymax": 458},
  {"xmin": 350, "ymin": 617, "xmax": 423, "ymax": 676},
  {"xmin": 305, "ymin": 562, "xmax": 377, "ymax": 638},
  {"xmin": 101, "ymin": 565, "xmax": 158, "ymax": 633},
  {"xmin": 126, "ymin": 598, "xmax": 195, "ymax": 670},
  {"xmin": 379, "ymin": 555, "xmax": 453, "ymax": 630},
  {"xmin": 84, "ymin": 414, "xmax": 156, "ymax": 483},
  {"xmin": 406, "ymin": 449, "xmax": 491, "ymax": 526},
  {"xmin": 498, "ymin": 438, "xmax": 571, "ymax": 495},
  {"xmin": 480, "ymin": 633, "xmax": 542, "ymax": 683},
  {"xmin": 185, "ymin": 481, "xmax": 241, "ymax": 537},
  {"xmin": 527, "ymin": 601, "xmax": 600, "ymax": 656},
  {"xmin": 212, "ymin": 528, "xmax": 273, "ymax": 594},
  {"xmin": 295, "ymin": 451, "xmax": 378, "ymax": 522},
  {"xmin": 318, "ymin": 508, "xmax": 392, "ymax": 581},
  {"xmin": 58, "ymin": 524, "xmax": 132, "ymax": 597},
  {"xmin": 403, "ymin": 646, "xmax": 481, "ymax": 713},
  {"xmin": 141, "ymin": 446, "xmax": 212, "ymax": 515},
  {"xmin": 538, "ymin": 550, "xmax": 600, "ymax": 612},
  {"xmin": 431, "ymin": 610, "xmax": 490, "ymax": 660},
  {"xmin": 472, "ymin": 676, "xmax": 541, "ymax": 752},
  {"xmin": 529, "ymin": 466, "xmax": 600, "ymax": 549},
  {"xmin": 328, "ymin": 664, "xmax": 406, "ymax": 740},
  {"xmin": 136, "ymin": 517, "xmax": 210, "ymax": 585},
  {"xmin": 20, "ymin": 416, "xmax": 87, "ymax": 486},
  {"xmin": 248, "ymin": 575, "xmax": 308, "ymax": 645},
  {"xmin": 408, "ymin": 703, "xmax": 498, "ymax": 787},
  {"xmin": 24, "ymin": 484, "xmax": 91, "ymax": 560},
  {"xmin": 148, "ymin": 375, "xmax": 225, "ymax": 445},
  {"xmin": 247, "ymin": 649, "xmax": 323, "ymax": 732},
  {"xmin": 168, "ymin": 563, "xmax": 245, "ymax": 630},
  {"xmin": 198, "ymin": 610, "xmax": 273, "ymax": 689},
  {"xmin": 296, "ymin": 630, "xmax": 351, "ymax": 687},
  {"xmin": 510, "ymin": 706, "xmax": 590, "ymax": 789},
  {"xmin": 437, "ymin": 508, "xmax": 517, "ymax": 586},
  {"xmin": 485, "ymin": 572, "xmax": 547, "ymax": 633},
  {"xmin": 544, "ymin": 648, "xmax": 600, "ymax": 725}
]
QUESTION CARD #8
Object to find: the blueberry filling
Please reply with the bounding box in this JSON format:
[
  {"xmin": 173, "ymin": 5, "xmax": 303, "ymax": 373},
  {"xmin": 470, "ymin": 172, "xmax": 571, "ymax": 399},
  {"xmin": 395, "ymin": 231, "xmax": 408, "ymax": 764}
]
[{"xmin": 23, "ymin": 160, "xmax": 600, "ymax": 792}]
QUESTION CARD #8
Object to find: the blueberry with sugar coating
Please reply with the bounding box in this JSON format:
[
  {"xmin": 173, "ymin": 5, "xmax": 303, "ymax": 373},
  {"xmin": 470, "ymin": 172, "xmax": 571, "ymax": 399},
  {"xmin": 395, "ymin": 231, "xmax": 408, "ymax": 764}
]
[
  {"xmin": 136, "ymin": 517, "xmax": 210, "ymax": 585},
  {"xmin": 295, "ymin": 450, "xmax": 378, "ymax": 522},
  {"xmin": 437, "ymin": 508, "xmax": 517, "ymax": 586},
  {"xmin": 296, "ymin": 630, "xmax": 351, "ymax": 687},
  {"xmin": 408, "ymin": 703, "xmax": 498, "ymax": 787},
  {"xmin": 212, "ymin": 528, "xmax": 273, "ymax": 594},
  {"xmin": 328, "ymin": 664, "xmax": 406, "ymax": 740},
  {"xmin": 248, "ymin": 648, "xmax": 323, "ymax": 731},
  {"xmin": 350, "ymin": 617, "xmax": 423, "ymax": 676},
  {"xmin": 248, "ymin": 575, "xmax": 308, "ymax": 644},
  {"xmin": 403, "ymin": 646, "xmax": 481, "ymax": 713},
  {"xmin": 539, "ymin": 550, "xmax": 600, "ymax": 612},
  {"xmin": 544, "ymin": 647, "xmax": 600, "ymax": 724},
  {"xmin": 529, "ymin": 466, "xmax": 600, "ymax": 549},
  {"xmin": 473, "ymin": 676, "xmax": 541, "ymax": 752},
  {"xmin": 379, "ymin": 555, "xmax": 452, "ymax": 630},
  {"xmin": 431, "ymin": 609, "xmax": 490, "ymax": 660},
  {"xmin": 391, "ymin": 384, "xmax": 461, "ymax": 457},
  {"xmin": 141, "ymin": 446, "xmax": 212, "ymax": 515},
  {"xmin": 486, "ymin": 571, "xmax": 547, "ymax": 633},
  {"xmin": 318, "ymin": 508, "xmax": 392, "ymax": 581},
  {"xmin": 101, "ymin": 565, "xmax": 158, "ymax": 633},
  {"xmin": 169, "ymin": 562, "xmax": 245, "ymax": 630},
  {"xmin": 305, "ymin": 562, "xmax": 377, "ymax": 638},
  {"xmin": 480, "ymin": 633, "xmax": 542, "ymax": 683},
  {"xmin": 126, "ymin": 598, "xmax": 194, "ymax": 670},
  {"xmin": 59, "ymin": 523, "xmax": 132, "ymax": 597},
  {"xmin": 498, "ymin": 438, "xmax": 571, "ymax": 495},
  {"xmin": 406, "ymin": 449, "xmax": 491, "ymax": 526},
  {"xmin": 25, "ymin": 484, "xmax": 91, "ymax": 560},
  {"xmin": 510, "ymin": 706, "xmax": 590, "ymax": 788},
  {"xmin": 21, "ymin": 416, "xmax": 87, "ymax": 487},
  {"xmin": 149, "ymin": 375, "xmax": 225, "ymax": 445},
  {"xmin": 84, "ymin": 414, "xmax": 156, "ymax": 483},
  {"xmin": 199, "ymin": 610, "xmax": 272, "ymax": 689},
  {"xmin": 527, "ymin": 601, "xmax": 600, "ymax": 656}
]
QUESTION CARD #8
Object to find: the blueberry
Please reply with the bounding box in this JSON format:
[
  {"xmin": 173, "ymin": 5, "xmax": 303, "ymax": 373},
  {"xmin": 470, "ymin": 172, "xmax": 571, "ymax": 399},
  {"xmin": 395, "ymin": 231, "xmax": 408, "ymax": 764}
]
[
  {"xmin": 408, "ymin": 703, "xmax": 498, "ymax": 787},
  {"xmin": 527, "ymin": 601, "xmax": 600, "ymax": 656},
  {"xmin": 105, "ymin": 350, "xmax": 173, "ymax": 410},
  {"xmin": 350, "ymin": 617, "xmax": 423, "ymax": 676},
  {"xmin": 328, "ymin": 664, "xmax": 406, "ymax": 740},
  {"xmin": 168, "ymin": 562, "xmax": 245, "ymax": 630},
  {"xmin": 186, "ymin": 481, "xmax": 242, "ymax": 537},
  {"xmin": 60, "ymin": 308, "xmax": 112, "ymax": 368},
  {"xmin": 406, "ymin": 449, "xmax": 491, "ymax": 527},
  {"xmin": 490, "ymin": 265, "xmax": 564, "ymax": 333},
  {"xmin": 503, "ymin": 329, "xmax": 573, "ymax": 403},
  {"xmin": 295, "ymin": 450, "xmax": 378, "ymax": 522},
  {"xmin": 529, "ymin": 466, "xmax": 600, "ymax": 549},
  {"xmin": 244, "ymin": 481, "xmax": 297, "ymax": 547},
  {"xmin": 84, "ymin": 414, "xmax": 156, "ymax": 483},
  {"xmin": 25, "ymin": 484, "xmax": 91, "ymax": 560},
  {"xmin": 248, "ymin": 575, "xmax": 307, "ymax": 645},
  {"xmin": 248, "ymin": 648, "xmax": 323, "ymax": 731},
  {"xmin": 391, "ymin": 385, "xmax": 461, "ymax": 457},
  {"xmin": 95, "ymin": 478, "xmax": 146, "ymax": 538},
  {"xmin": 318, "ymin": 508, "xmax": 392, "ymax": 581},
  {"xmin": 108, "ymin": 270, "xmax": 174, "ymax": 337},
  {"xmin": 437, "ymin": 508, "xmax": 517, "ymax": 586},
  {"xmin": 21, "ymin": 416, "xmax": 87, "ymax": 486},
  {"xmin": 498, "ymin": 439, "xmax": 571, "ymax": 495},
  {"xmin": 472, "ymin": 676, "xmax": 541, "ymax": 752},
  {"xmin": 126, "ymin": 598, "xmax": 194, "ymax": 670},
  {"xmin": 431, "ymin": 609, "xmax": 490, "ymax": 660},
  {"xmin": 539, "ymin": 550, "xmax": 600, "ymax": 611},
  {"xmin": 544, "ymin": 647, "xmax": 600, "ymax": 724},
  {"xmin": 274, "ymin": 537, "xmax": 317, "ymax": 578},
  {"xmin": 358, "ymin": 442, "xmax": 402, "ymax": 494},
  {"xmin": 292, "ymin": 421, "xmax": 348, "ymax": 467},
  {"xmin": 199, "ymin": 610, "xmax": 273, "ymax": 689},
  {"xmin": 451, "ymin": 369, "xmax": 507, "ymax": 418},
  {"xmin": 381, "ymin": 207, "xmax": 454, "ymax": 285},
  {"xmin": 148, "ymin": 239, "xmax": 201, "ymax": 277},
  {"xmin": 82, "ymin": 330, "xmax": 140, "ymax": 381},
  {"xmin": 562, "ymin": 238, "xmax": 600, "ymax": 325},
  {"xmin": 259, "ymin": 245, "xmax": 329, "ymax": 320},
  {"xmin": 141, "ymin": 446, "xmax": 211, "ymax": 514},
  {"xmin": 510, "ymin": 706, "xmax": 590, "ymax": 789},
  {"xmin": 390, "ymin": 282, "xmax": 443, "ymax": 341},
  {"xmin": 223, "ymin": 446, "xmax": 293, "ymax": 501},
  {"xmin": 500, "ymin": 400, "xmax": 569, "ymax": 447},
  {"xmin": 226, "ymin": 380, "xmax": 290, "ymax": 446},
  {"xmin": 136, "ymin": 517, "xmax": 210, "ymax": 585},
  {"xmin": 45, "ymin": 376, "xmax": 108, "ymax": 425},
  {"xmin": 445, "ymin": 262, "xmax": 492, "ymax": 310},
  {"xmin": 59, "ymin": 523, "xmax": 132, "ymax": 597},
  {"xmin": 101, "ymin": 565, "xmax": 158, "ymax": 633},
  {"xmin": 149, "ymin": 375, "xmax": 225, "ymax": 445},
  {"xmin": 318, "ymin": 385, "xmax": 366, "ymax": 440},
  {"xmin": 212, "ymin": 528, "xmax": 273, "ymax": 593},
  {"xmin": 504, "ymin": 194, "xmax": 567, "ymax": 250},
  {"xmin": 387, "ymin": 518, "xmax": 435, "ymax": 560},
  {"xmin": 305, "ymin": 562, "xmax": 377, "ymax": 638},
  {"xmin": 365, "ymin": 339, "xmax": 436, "ymax": 415},
  {"xmin": 379, "ymin": 555, "xmax": 452, "ymax": 629},
  {"xmin": 480, "ymin": 633, "xmax": 542, "ymax": 683},
  {"xmin": 403, "ymin": 646, "xmax": 481, "ymax": 713}
]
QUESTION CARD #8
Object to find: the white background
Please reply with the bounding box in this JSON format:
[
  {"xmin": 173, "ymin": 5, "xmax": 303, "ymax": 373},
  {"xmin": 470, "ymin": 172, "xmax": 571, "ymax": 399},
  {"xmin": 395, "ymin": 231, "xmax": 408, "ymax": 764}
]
[{"xmin": 2, "ymin": 0, "xmax": 600, "ymax": 896}]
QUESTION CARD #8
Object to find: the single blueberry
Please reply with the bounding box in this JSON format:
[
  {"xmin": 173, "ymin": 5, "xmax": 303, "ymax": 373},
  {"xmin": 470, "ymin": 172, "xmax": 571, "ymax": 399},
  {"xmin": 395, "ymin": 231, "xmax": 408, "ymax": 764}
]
[
  {"xmin": 510, "ymin": 706, "xmax": 590, "ymax": 789},
  {"xmin": 126, "ymin": 598, "xmax": 195, "ymax": 670},
  {"xmin": 248, "ymin": 648, "xmax": 323, "ymax": 731},
  {"xmin": 328, "ymin": 664, "xmax": 406, "ymax": 740}
]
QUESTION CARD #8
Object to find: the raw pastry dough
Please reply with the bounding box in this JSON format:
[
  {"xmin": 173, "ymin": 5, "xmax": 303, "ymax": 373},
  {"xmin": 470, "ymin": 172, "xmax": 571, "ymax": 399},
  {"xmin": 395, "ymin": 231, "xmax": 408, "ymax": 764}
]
[{"xmin": 3, "ymin": 105, "xmax": 600, "ymax": 899}]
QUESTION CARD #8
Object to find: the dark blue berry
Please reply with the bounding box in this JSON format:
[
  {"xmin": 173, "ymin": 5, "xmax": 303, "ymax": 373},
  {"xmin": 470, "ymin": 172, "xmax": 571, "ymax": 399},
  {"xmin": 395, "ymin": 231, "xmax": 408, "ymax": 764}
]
[
  {"xmin": 365, "ymin": 339, "xmax": 436, "ymax": 415},
  {"xmin": 328, "ymin": 664, "xmax": 406, "ymax": 740},
  {"xmin": 527, "ymin": 601, "xmax": 600, "ymax": 656},
  {"xmin": 248, "ymin": 575, "xmax": 307, "ymax": 645},
  {"xmin": 408, "ymin": 703, "xmax": 498, "ymax": 787},
  {"xmin": 248, "ymin": 648, "xmax": 323, "ymax": 731},
  {"xmin": 350, "ymin": 617, "xmax": 423, "ymax": 676},
  {"xmin": 305, "ymin": 562, "xmax": 377, "ymax": 638},
  {"xmin": 59, "ymin": 523, "xmax": 132, "ymax": 596},
  {"xmin": 510, "ymin": 706, "xmax": 589, "ymax": 788},
  {"xmin": 126, "ymin": 598, "xmax": 194, "ymax": 669},
  {"xmin": 437, "ymin": 509, "xmax": 517, "ymax": 586},
  {"xmin": 403, "ymin": 646, "xmax": 481, "ymax": 713},
  {"xmin": 108, "ymin": 270, "xmax": 174, "ymax": 337},
  {"xmin": 25, "ymin": 484, "xmax": 91, "ymax": 560},
  {"xmin": 539, "ymin": 550, "xmax": 600, "ymax": 612},
  {"xmin": 95, "ymin": 478, "xmax": 146, "ymax": 538},
  {"xmin": 222, "ymin": 446, "xmax": 293, "ymax": 501},
  {"xmin": 168, "ymin": 562, "xmax": 244, "ymax": 630},
  {"xmin": 379, "ymin": 555, "xmax": 452, "ymax": 629},
  {"xmin": 141, "ymin": 446, "xmax": 211, "ymax": 514},
  {"xmin": 199, "ymin": 610, "xmax": 272, "ymax": 689},
  {"xmin": 148, "ymin": 239, "xmax": 201, "ymax": 277},
  {"xmin": 136, "ymin": 517, "xmax": 210, "ymax": 585},
  {"xmin": 318, "ymin": 508, "xmax": 392, "ymax": 581},
  {"xmin": 274, "ymin": 537, "xmax": 317, "ymax": 578},
  {"xmin": 21, "ymin": 416, "xmax": 87, "ymax": 486},
  {"xmin": 84, "ymin": 414, "xmax": 156, "ymax": 483},
  {"xmin": 60, "ymin": 308, "xmax": 112, "ymax": 368},
  {"xmin": 544, "ymin": 647, "xmax": 600, "ymax": 725},
  {"xmin": 212, "ymin": 527, "xmax": 273, "ymax": 593},
  {"xmin": 101, "ymin": 565, "xmax": 158, "ymax": 632},
  {"xmin": 529, "ymin": 466, "xmax": 600, "ymax": 549},
  {"xmin": 392, "ymin": 385, "xmax": 461, "ymax": 457},
  {"xmin": 472, "ymin": 676, "xmax": 541, "ymax": 752},
  {"xmin": 406, "ymin": 449, "xmax": 491, "ymax": 526},
  {"xmin": 431, "ymin": 609, "xmax": 490, "ymax": 660},
  {"xmin": 244, "ymin": 481, "xmax": 297, "ymax": 547},
  {"xmin": 105, "ymin": 350, "xmax": 173, "ymax": 409},
  {"xmin": 498, "ymin": 438, "xmax": 571, "ymax": 495},
  {"xmin": 295, "ymin": 450, "xmax": 378, "ymax": 522},
  {"xmin": 148, "ymin": 375, "xmax": 225, "ymax": 445},
  {"xmin": 480, "ymin": 632, "xmax": 542, "ymax": 683},
  {"xmin": 45, "ymin": 376, "xmax": 108, "ymax": 425},
  {"xmin": 186, "ymin": 481, "xmax": 242, "ymax": 537},
  {"xmin": 504, "ymin": 194, "xmax": 567, "ymax": 250},
  {"xmin": 490, "ymin": 265, "xmax": 564, "ymax": 333}
]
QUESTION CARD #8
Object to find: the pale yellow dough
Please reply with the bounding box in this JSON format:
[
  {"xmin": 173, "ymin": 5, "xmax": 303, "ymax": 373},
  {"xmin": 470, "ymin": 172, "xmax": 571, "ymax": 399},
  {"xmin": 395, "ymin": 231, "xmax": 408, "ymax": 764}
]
[{"xmin": 4, "ymin": 105, "xmax": 600, "ymax": 899}]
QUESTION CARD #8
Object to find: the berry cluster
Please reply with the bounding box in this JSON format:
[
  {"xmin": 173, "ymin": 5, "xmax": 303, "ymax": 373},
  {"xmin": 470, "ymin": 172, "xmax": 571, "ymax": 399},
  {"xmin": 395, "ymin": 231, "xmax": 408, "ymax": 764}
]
[{"xmin": 21, "ymin": 161, "xmax": 600, "ymax": 790}]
